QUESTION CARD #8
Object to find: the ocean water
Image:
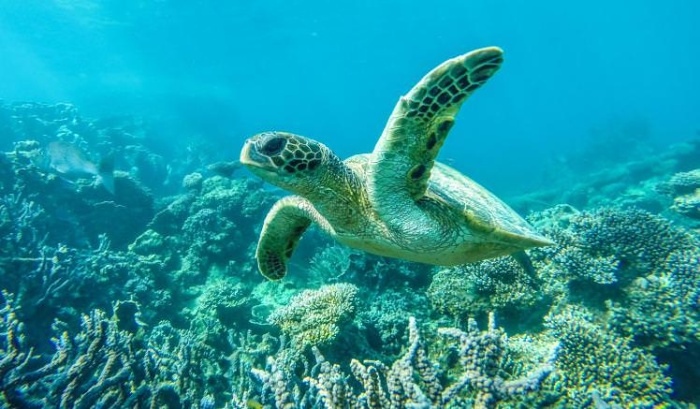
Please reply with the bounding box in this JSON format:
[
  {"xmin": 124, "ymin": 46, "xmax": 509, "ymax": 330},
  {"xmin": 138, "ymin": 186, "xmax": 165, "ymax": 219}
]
[
  {"xmin": 0, "ymin": 1, "xmax": 699, "ymax": 408},
  {"xmin": 2, "ymin": 0, "xmax": 699, "ymax": 194}
]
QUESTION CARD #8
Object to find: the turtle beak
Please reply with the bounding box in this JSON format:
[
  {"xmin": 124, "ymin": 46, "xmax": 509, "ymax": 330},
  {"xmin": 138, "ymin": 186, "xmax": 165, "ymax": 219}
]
[
  {"xmin": 239, "ymin": 139, "xmax": 254, "ymax": 165},
  {"xmin": 240, "ymin": 139, "xmax": 277, "ymax": 176}
]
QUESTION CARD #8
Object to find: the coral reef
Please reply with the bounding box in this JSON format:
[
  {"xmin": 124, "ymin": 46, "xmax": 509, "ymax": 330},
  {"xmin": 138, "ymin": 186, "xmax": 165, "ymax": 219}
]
[
  {"xmin": 543, "ymin": 305, "xmax": 673, "ymax": 407},
  {"xmin": 250, "ymin": 314, "xmax": 555, "ymax": 409},
  {"xmin": 529, "ymin": 206, "xmax": 698, "ymax": 301},
  {"xmin": 427, "ymin": 256, "xmax": 543, "ymax": 321},
  {"xmin": 357, "ymin": 289, "xmax": 429, "ymax": 356},
  {"xmin": 658, "ymin": 169, "xmax": 700, "ymax": 220},
  {"xmin": 607, "ymin": 247, "xmax": 700, "ymax": 349},
  {"xmin": 268, "ymin": 283, "xmax": 358, "ymax": 352},
  {"xmin": 1, "ymin": 102, "xmax": 698, "ymax": 408},
  {"xmin": 0, "ymin": 292, "xmax": 226, "ymax": 407}
]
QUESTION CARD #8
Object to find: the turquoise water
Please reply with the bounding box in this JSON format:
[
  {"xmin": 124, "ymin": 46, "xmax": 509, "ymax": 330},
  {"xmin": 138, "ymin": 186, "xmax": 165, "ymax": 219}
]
[
  {"xmin": 2, "ymin": 1, "xmax": 698, "ymax": 194},
  {"xmin": 0, "ymin": 1, "xmax": 698, "ymax": 408}
]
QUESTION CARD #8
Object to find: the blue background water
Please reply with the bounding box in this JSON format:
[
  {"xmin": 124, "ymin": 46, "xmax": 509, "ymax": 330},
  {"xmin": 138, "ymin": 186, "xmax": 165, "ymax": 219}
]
[{"xmin": 1, "ymin": 0, "xmax": 698, "ymax": 194}]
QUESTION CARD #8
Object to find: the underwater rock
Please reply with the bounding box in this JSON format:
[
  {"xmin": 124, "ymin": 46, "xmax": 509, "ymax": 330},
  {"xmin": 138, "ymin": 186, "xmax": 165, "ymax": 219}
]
[
  {"xmin": 74, "ymin": 171, "xmax": 155, "ymax": 249},
  {"xmin": 661, "ymin": 169, "xmax": 700, "ymax": 196},
  {"xmin": 672, "ymin": 191, "xmax": 700, "ymax": 220}
]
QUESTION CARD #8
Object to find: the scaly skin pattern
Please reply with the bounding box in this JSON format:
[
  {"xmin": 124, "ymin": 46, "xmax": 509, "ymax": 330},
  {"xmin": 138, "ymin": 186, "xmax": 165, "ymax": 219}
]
[{"xmin": 241, "ymin": 47, "xmax": 552, "ymax": 280}]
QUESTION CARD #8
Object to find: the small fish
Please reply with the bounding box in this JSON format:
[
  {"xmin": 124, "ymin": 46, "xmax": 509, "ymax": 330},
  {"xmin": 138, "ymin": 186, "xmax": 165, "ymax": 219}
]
[
  {"xmin": 246, "ymin": 399, "xmax": 263, "ymax": 409},
  {"xmin": 43, "ymin": 141, "xmax": 115, "ymax": 194}
]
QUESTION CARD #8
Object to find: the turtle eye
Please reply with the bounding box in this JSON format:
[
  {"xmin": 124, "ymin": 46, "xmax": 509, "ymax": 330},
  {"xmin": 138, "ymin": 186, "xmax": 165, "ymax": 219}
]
[{"xmin": 260, "ymin": 136, "xmax": 287, "ymax": 156}]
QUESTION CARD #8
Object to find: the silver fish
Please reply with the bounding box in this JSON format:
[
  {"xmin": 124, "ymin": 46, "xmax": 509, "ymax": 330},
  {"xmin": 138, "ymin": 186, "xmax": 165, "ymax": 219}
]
[{"xmin": 44, "ymin": 141, "xmax": 115, "ymax": 194}]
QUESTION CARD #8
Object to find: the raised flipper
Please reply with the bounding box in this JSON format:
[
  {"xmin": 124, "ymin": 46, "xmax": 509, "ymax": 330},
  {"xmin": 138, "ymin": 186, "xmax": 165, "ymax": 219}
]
[
  {"xmin": 369, "ymin": 47, "xmax": 504, "ymax": 206},
  {"xmin": 256, "ymin": 195, "xmax": 331, "ymax": 280}
]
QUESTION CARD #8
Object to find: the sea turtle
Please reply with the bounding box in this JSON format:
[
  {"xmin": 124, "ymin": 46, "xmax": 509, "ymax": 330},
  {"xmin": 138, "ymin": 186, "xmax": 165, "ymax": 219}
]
[{"xmin": 240, "ymin": 46, "xmax": 553, "ymax": 280}]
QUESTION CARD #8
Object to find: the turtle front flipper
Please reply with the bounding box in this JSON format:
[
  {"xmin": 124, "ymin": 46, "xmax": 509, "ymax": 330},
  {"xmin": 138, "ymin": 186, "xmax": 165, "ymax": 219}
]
[
  {"xmin": 369, "ymin": 47, "xmax": 503, "ymax": 205},
  {"xmin": 256, "ymin": 195, "xmax": 331, "ymax": 280}
]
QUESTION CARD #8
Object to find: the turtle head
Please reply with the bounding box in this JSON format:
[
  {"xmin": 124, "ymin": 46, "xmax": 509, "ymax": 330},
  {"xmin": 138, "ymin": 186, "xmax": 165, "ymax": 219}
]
[{"xmin": 240, "ymin": 131, "xmax": 335, "ymax": 193}]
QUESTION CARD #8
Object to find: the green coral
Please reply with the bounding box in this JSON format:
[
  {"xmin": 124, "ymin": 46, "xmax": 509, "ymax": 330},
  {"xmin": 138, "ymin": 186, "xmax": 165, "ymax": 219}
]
[
  {"xmin": 268, "ymin": 283, "xmax": 358, "ymax": 350},
  {"xmin": 567, "ymin": 207, "xmax": 696, "ymax": 274},
  {"xmin": 427, "ymin": 257, "xmax": 541, "ymax": 319},
  {"xmin": 608, "ymin": 247, "xmax": 700, "ymax": 349},
  {"xmin": 543, "ymin": 305, "xmax": 673, "ymax": 407},
  {"xmin": 529, "ymin": 206, "xmax": 698, "ymax": 306}
]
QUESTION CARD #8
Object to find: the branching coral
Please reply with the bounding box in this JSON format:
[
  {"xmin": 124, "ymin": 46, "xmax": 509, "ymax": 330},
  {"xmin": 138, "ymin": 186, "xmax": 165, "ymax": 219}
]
[
  {"xmin": 567, "ymin": 207, "xmax": 696, "ymax": 274},
  {"xmin": 529, "ymin": 206, "xmax": 698, "ymax": 305},
  {"xmin": 358, "ymin": 289, "xmax": 429, "ymax": 356},
  {"xmin": 0, "ymin": 292, "xmax": 137, "ymax": 408},
  {"xmin": 607, "ymin": 247, "xmax": 700, "ymax": 349},
  {"xmin": 0, "ymin": 292, "xmax": 228, "ymax": 408},
  {"xmin": 251, "ymin": 315, "xmax": 554, "ymax": 409},
  {"xmin": 528, "ymin": 205, "xmax": 700, "ymax": 352},
  {"xmin": 437, "ymin": 313, "xmax": 556, "ymax": 408},
  {"xmin": 543, "ymin": 305, "xmax": 673, "ymax": 407}
]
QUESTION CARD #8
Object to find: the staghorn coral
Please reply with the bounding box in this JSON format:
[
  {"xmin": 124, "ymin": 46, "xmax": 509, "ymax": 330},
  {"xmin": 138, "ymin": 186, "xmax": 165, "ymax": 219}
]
[
  {"xmin": 268, "ymin": 283, "xmax": 358, "ymax": 351},
  {"xmin": 436, "ymin": 313, "xmax": 556, "ymax": 409},
  {"xmin": 251, "ymin": 314, "xmax": 555, "ymax": 409},
  {"xmin": 0, "ymin": 291, "xmax": 228, "ymax": 408},
  {"xmin": 0, "ymin": 292, "xmax": 137, "ymax": 408},
  {"xmin": 140, "ymin": 321, "xmax": 229, "ymax": 407},
  {"xmin": 543, "ymin": 305, "xmax": 673, "ymax": 408}
]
